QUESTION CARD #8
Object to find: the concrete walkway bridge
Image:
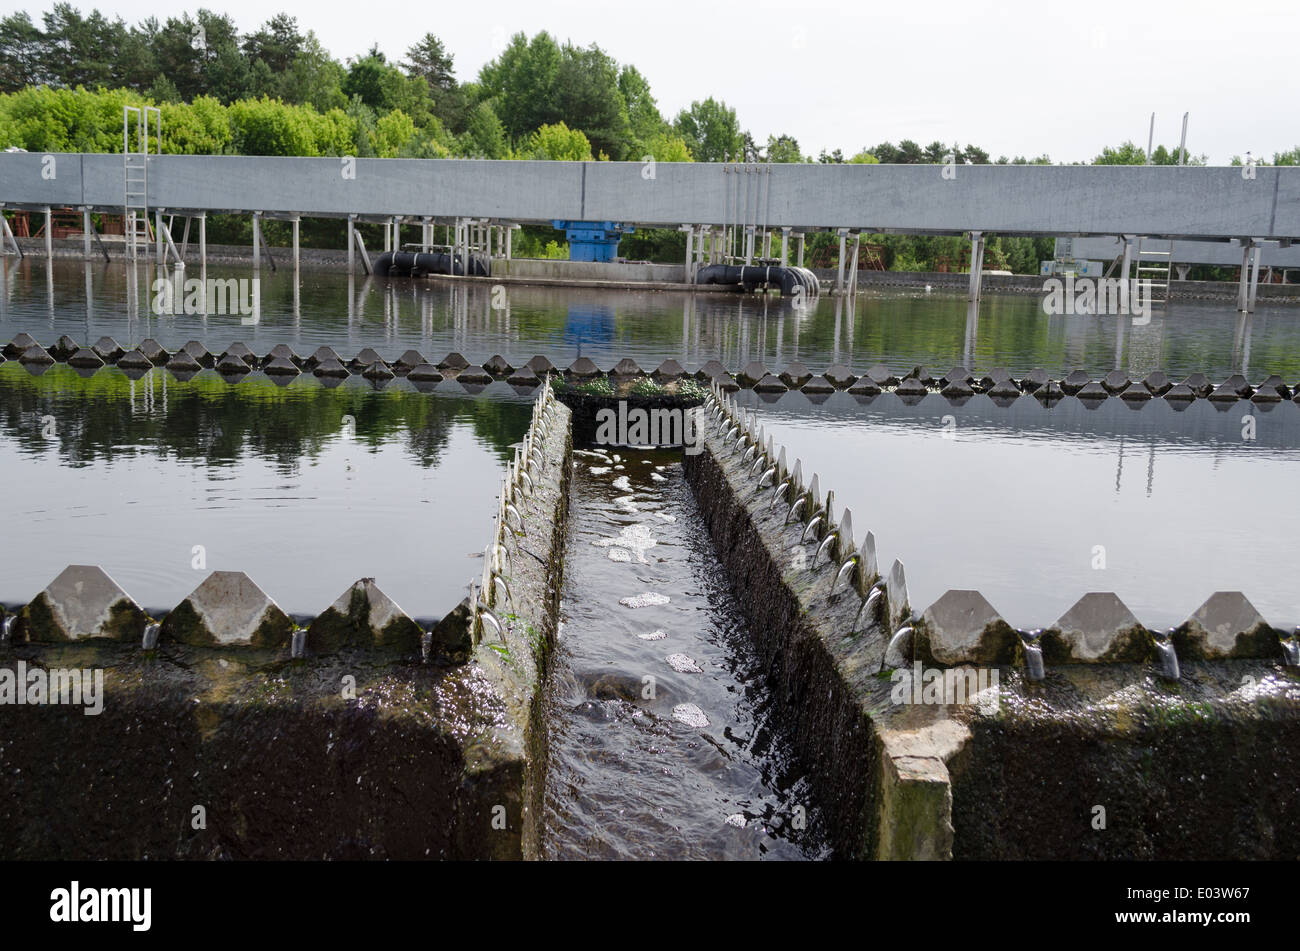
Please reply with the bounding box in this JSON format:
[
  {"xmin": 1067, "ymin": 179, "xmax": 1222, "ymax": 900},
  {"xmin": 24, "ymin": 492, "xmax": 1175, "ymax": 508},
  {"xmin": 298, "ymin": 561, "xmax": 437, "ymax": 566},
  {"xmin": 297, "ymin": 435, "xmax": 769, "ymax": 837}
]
[{"xmin": 2, "ymin": 153, "xmax": 1298, "ymax": 308}]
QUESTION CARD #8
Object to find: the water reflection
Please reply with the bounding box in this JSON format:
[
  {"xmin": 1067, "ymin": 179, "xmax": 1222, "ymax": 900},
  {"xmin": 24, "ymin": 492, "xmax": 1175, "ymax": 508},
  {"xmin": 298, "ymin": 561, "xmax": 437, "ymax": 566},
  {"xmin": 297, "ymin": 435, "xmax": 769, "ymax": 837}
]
[
  {"xmin": 564, "ymin": 304, "xmax": 615, "ymax": 349},
  {"xmin": 4, "ymin": 257, "xmax": 1299, "ymax": 380},
  {"xmin": 0, "ymin": 362, "xmax": 529, "ymax": 469},
  {"xmin": 0, "ymin": 363, "xmax": 533, "ymax": 616},
  {"xmin": 739, "ymin": 391, "xmax": 1300, "ymax": 630}
]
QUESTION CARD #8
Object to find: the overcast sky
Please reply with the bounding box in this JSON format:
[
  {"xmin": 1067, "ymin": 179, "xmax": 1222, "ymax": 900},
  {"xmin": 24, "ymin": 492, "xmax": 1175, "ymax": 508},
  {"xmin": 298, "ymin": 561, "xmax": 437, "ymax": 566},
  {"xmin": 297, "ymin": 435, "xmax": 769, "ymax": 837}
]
[{"xmin": 22, "ymin": 0, "xmax": 1300, "ymax": 164}]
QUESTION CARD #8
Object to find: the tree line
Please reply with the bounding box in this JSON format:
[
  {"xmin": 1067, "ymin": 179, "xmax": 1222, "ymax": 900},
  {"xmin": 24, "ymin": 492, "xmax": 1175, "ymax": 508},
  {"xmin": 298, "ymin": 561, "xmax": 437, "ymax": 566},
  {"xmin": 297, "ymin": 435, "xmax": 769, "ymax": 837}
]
[{"xmin": 2, "ymin": 5, "xmax": 1296, "ymax": 272}]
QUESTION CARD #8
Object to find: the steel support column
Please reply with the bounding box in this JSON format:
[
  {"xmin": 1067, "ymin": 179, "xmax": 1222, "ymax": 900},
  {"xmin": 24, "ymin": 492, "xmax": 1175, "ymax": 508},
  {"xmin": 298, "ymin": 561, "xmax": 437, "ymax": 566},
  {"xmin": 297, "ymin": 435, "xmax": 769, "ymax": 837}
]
[{"xmin": 968, "ymin": 231, "xmax": 986, "ymax": 302}]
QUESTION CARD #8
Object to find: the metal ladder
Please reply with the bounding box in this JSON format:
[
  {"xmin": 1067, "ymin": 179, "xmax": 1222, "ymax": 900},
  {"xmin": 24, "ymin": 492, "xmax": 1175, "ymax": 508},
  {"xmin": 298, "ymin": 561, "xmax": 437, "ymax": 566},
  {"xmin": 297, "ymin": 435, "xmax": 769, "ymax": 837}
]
[
  {"xmin": 1130, "ymin": 111, "xmax": 1186, "ymax": 306},
  {"xmin": 123, "ymin": 105, "xmax": 160, "ymax": 260},
  {"xmin": 1133, "ymin": 237, "xmax": 1173, "ymax": 304}
]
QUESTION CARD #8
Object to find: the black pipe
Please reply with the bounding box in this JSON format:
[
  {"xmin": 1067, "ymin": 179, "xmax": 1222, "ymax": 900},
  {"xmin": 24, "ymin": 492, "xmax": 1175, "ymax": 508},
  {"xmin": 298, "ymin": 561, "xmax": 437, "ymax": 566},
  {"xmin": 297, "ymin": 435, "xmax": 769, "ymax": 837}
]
[
  {"xmin": 374, "ymin": 250, "xmax": 490, "ymax": 278},
  {"xmin": 695, "ymin": 263, "xmax": 816, "ymax": 298}
]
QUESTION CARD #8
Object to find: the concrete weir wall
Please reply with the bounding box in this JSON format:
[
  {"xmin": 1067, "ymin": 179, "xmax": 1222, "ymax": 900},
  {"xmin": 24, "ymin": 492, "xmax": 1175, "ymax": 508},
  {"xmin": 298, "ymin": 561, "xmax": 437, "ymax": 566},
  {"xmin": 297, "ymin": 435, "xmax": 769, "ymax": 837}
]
[
  {"xmin": 683, "ymin": 399, "xmax": 957, "ymax": 859},
  {"xmin": 0, "ymin": 384, "xmax": 572, "ymax": 860},
  {"xmin": 685, "ymin": 387, "xmax": 1300, "ymax": 859}
]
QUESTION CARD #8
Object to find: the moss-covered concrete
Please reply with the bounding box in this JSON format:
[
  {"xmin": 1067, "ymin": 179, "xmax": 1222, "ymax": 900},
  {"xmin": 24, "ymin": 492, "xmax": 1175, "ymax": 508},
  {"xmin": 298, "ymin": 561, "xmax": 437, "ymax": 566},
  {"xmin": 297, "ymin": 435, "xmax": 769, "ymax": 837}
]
[
  {"xmin": 684, "ymin": 421, "xmax": 952, "ymax": 859},
  {"xmin": 305, "ymin": 582, "xmax": 423, "ymax": 655},
  {"xmin": 0, "ymin": 399, "xmax": 573, "ymax": 861},
  {"xmin": 463, "ymin": 398, "xmax": 573, "ymax": 858},
  {"xmin": 16, "ymin": 587, "xmax": 147, "ymax": 644},
  {"xmin": 0, "ymin": 641, "xmax": 514, "ymax": 858},
  {"xmin": 948, "ymin": 663, "xmax": 1300, "ymax": 859},
  {"xmin": 158, "ymin": 592, "xmax": 294, "ymax": 650}
]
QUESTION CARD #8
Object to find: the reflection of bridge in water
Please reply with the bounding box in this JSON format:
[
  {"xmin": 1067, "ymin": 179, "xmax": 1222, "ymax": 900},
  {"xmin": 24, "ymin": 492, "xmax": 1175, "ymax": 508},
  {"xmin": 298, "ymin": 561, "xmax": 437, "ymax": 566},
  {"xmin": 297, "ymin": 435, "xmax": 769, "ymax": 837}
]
[{"xmin": 2, "ymin": 254, "xmax": 1291, "ymax": 386}]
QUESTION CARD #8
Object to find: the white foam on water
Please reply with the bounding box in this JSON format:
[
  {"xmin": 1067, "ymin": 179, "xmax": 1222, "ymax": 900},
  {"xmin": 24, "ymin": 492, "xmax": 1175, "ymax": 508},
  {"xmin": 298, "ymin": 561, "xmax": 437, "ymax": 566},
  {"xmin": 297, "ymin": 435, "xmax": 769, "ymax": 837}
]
[
  {"xmin": 672, "ymin": 703, "xmax": 709, "ymax": 727},
  {"xmin": 654, "ymin": 512, "xmax": 676, "ymax": 523},
  {"xmin": 650, "ymin": 472, "xmax": 666, "ymax": 482},
  {"xmin": 619, "ymin": 592, "xmax": 671, "ymax": 608},
  {"xmin": 637, "ymin": 629, "xmax": 667, "ymax": 640},
  {"xmin": 592, "ymin": 523, "xmax": 658, "ymax": 563},
  {"xmin": 666, "ymin": 653, "xmax": 702, "ymax": 673},
  {"xmin": 607, "ymin": 548, "xmax": 631, "ymax": 562},
  {"xmin": 725, "ymin": 814, "xmax": 747, "ymax": 828},
  {"xmin": 615, "ymin": 494, "xmax": 639, "ymax": 513},
  {"xmin": 590, "ymin": 466, "xmax": 611, "ymax": 475},
  {"xmin": 613, "ymin": 475, "xmax": 632, "ymax": 492}
]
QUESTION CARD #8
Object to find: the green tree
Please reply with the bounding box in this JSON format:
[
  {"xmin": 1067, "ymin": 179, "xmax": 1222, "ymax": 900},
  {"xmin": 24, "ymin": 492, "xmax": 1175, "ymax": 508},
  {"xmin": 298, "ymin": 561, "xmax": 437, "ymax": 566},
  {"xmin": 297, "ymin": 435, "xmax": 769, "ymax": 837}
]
[
  {"xmin": 278, "ymin": 32, "xmax": 347, "ymax": 112},
  {"xmin": 148, "ymin": 11, "xmax": 251, "ymax": 103},
  {"xmin": 161, "ymin": 94, "xmax": 231, "ymax": 153},
  {"xmin": 342, "ymin": 45, "xmax": 433, "ymax": 129},
  {"xmin": 922, "ymin": 140, "xmax": 949, "ymax": 163},
  {"xmin": 458, "ymin": 100, "xmax": 508, "ymax": 158},
  {"xmin": 1093, "ymin": 141, "xmax": 1149, "ymax": 164},
  {"xmin": 521, "ymin": 121, "xmax": 592, "ymax": 161},
  {"xmin": 554, "ymin": 42, "xmax": 629, "ymax": 158},
  {"xmin": 343, "ymin": 46, "xmax": 391, "ymax": 111},
  {"xmin": 1094, "ymin": 140, "xmax": 1202, "ymax": 165},
  {"xmin": 764, "ymin": 133, "xmax": 802, "ymax": 163},
  {"xmin": 619, "ymin": 64, "xmax": 666, "ymax": 157},
  {"xmin": 39, "ymin": 3, "xmax": 127, "ymax": 90},
  {"xmin": 228, "ymin": 96, "xmax": 349, "ymax": 156},
  {"xmin": 405, "ymin": 32, "xmax": 466, "ymax": 131},
  {"xmin": 644, "ymin": 132, "xmax": 692, "ymax": 162},
  {"xmin": 0, "ymin": 13, "xmax": 47, "ymax": 91},
  {"xmin": 479, "ymin": 31, "xmax": 563, "ymax": 141},
  {"xmin": 672, "ymin": 97, "xmax": 741, "ymax": 162},
  {"xmin": 242, "ymin": 13, "xmax": 303, "ymax": 77},
  {"xmin": 115, "ymin": 16, "xmax": 159, "ymax": 91},
  {"xmin": 146, "ymin": 73, "xmax": 182, "ymax": 103},
  {"xmin": 372, "ymin": 108, "xmax": 416, "ymax": 157},
  {"xmin": 405, "ymin": 33, "xmax": 454, "ymax": 90}
]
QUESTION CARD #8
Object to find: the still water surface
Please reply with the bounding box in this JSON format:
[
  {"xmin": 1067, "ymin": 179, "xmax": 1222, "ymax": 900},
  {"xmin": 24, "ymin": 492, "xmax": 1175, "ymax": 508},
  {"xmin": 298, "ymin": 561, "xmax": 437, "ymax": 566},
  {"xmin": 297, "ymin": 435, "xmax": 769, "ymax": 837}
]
[
  {"xmin": 0, "ymin": 362, "xmax": 530, "ymax": 617},
  {"xmin": 3, "ymin": 258, "xmax": 1297, "ymax": 629},
  {"xmin": 739, "ymin": 391, "xmax": 1300, "ymax": 630},
  {"xmin": 3, "ymin": 257, "xmax": 1298, "ymax": 380}
]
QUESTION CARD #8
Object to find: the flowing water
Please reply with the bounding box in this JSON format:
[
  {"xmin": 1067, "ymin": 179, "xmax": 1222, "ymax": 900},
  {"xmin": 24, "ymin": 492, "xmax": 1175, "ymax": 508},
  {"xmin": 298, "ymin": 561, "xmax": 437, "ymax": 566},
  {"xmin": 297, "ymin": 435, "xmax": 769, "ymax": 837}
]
[{"xmin": 543, "ymin": 447, "xmax": 828, "ymax": 859}]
